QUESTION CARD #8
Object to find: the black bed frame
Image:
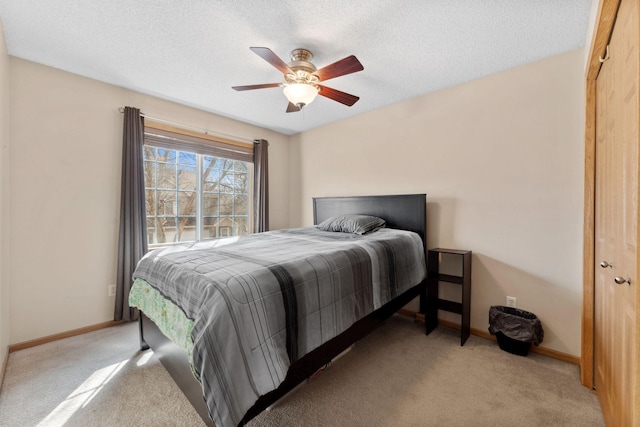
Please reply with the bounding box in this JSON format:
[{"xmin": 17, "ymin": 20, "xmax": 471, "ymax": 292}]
[{"xmin": 138, "ymin": 194, "xmax": 428, "ymax": 427}]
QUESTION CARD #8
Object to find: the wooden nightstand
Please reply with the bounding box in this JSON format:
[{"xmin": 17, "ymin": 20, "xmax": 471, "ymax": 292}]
[{"xmin": 425, "ymin": 248, "xmax": 472, "ymax": 346}]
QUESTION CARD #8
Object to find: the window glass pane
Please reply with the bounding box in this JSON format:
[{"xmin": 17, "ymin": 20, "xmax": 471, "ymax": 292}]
[
  {"xmin": 144, "ymin": 161, "xmax": 157, "ymax": 188},
  {"xmin": 158, "ymin": 191, "xmax": 176, "ymax": 216},
  {"xmin": 219, "ymin": 158, "xmax": 234, "ymax": 171},
  {"xmin": 178, "ymin": 191, "xmax": 196, "ymax": 216},
  {"xmin": 218, "ymin": 217, "xmax": 234, "ymax": 237},
  {"xmin": 145, "ymin": 190, "xmax": 157, "ymax": 216},
  {"xmin": 234, "ymin": 217, "xmax": 249, "ymax": 236},
  {"xmin": 156, "ymin": 148, "xmax": 176, "ymax": 163},
  {"xmin": 156, "ymin": 217, "xmax": 177, "ymax": 244},
  {"xmin": 234, "ymin": 195, "xmax": 248, "ymax": 215},
  {"xmin": 178, "ymin": 151, "xmax": 196, "ymax": 166},
  {"xmin": 202, "ymin": 217, "xmax": 219, "ymax": 240},
  {"xmin": 202, "ymin": 193, "xmax": 219, "ymax": 215},
  {"xmin": 176, "ymin": 217, "xmax": 196, "ymax": 242},
  {"xmin": 220, "ymin": 171, "xmax": 234, "ymax": 193},
  {"xmin": 233, "ymin": 161, "xmax": 248, "ymax": 172},
  {"xmin": 143, "ymin": 145, "xmax": 157, "ymax": 161},
  {"xmin": 157, "ymin": 163, "xmax": 177, "ymax": 190},
  {"xmin": 219, "ymin": 194, "xmax": 233, "ymax": 215},
  {"xmin": 146, "ymin": 218, "xmax": 156, "ymax": 244},
  {"xmin": 234, "ymin": 172, "xmax": 248, "ymax": 193},
  {"xmin": 203, "ymin": 156, "xmax": 213, "ymax": 169},
  {"xmin": 203, "ymin": 166, "xmax": 220, "ymax": 192},
  {"xmin": 177, "ymin": 165, "xmax": 197, "ymax": 191},
  {"xmin": 204, "ymin": 156, "xmax": 222, "ymax": 169}
]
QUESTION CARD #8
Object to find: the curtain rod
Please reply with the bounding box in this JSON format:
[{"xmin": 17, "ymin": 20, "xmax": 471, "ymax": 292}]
[{"xmin": 118, "ymin": 107, "xmax": 255, "ymax": 144}]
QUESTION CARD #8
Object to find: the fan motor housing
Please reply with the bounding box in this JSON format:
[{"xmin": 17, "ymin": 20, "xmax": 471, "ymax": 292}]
[{"xmin": 288, "ymin": 48, "xmax": 317, "ymax": 74}]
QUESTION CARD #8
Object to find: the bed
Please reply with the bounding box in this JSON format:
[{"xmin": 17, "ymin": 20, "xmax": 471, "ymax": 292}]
[{"xmin": 131, "ymin": 194, "xmax": 429, "ymax": 427}]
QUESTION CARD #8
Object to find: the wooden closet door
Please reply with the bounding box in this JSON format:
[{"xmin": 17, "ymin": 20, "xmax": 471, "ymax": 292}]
[
  {"xmin": 594, "ymin": 48, "xmax": 616, "ymax": 426},
  {"xmin": 594, "ymin": 1, "xmax": 638, "ymax": 426}
]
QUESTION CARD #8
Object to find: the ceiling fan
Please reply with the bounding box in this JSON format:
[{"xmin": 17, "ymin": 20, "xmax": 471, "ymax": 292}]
[{"xmin": 232, "ymin": 47, "xmax": 364, "ymax": 113}]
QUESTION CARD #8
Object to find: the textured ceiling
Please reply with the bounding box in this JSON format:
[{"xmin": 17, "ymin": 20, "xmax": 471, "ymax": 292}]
[{"xmin": 0, "ymin": 1, "xmax": 592, "ymax": 135}]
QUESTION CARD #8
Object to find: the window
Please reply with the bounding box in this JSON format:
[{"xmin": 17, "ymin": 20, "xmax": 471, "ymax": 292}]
[{"xmin": 143, "ymin": 124, "xmax": 254, "ymax": 246}]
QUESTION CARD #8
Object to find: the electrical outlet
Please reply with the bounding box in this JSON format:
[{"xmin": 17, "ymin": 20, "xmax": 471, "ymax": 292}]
[
  {"xmin": 506, "ymin": 296, "xmax": 517, "ymax": 308},
  {"xmin": 108, "ymin": 285, "xmax": 116, "ymax": 297}
]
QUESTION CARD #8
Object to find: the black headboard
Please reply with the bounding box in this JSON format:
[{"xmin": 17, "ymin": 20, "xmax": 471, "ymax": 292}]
[{"xmin": 313, "ymin": 194, "xmax": 427, "ymax": 244}]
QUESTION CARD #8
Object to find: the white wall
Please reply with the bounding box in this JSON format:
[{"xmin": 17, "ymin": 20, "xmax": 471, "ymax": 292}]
[
  {"xmin": 8, "ymin": 58, "xmax": 290, "ymax": 344},
  {"xmin": 289, "ymin": 49, "xmax": 585, "ymax": 356},
  {"xmin": 0, "ymin": 19, "xmax": 10, "ymax": 369},
  {"xmin": 6, "ymin": 48, "xmax": 586, "ymax": 357},
  {"xmin": 584, "ymin": 0, "xmax": 601, "ymax": 68}
]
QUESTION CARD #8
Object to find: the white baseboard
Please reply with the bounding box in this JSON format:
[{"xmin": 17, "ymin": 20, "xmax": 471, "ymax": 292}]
[{"xmin": 399, "ymin": 309, "xmax": 580, "ymax": 365}]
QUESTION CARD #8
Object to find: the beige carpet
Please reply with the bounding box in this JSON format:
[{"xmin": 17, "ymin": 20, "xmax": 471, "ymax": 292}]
[{"xmin": 0, "ymin": 316, "xmax": 603, "ymax": 427}]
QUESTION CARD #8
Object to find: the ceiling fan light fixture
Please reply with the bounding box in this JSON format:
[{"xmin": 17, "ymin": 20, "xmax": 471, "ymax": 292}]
[
  {"xmin": 232, "ymin": 47, "xmax": 363, "ymax": 113},
  {"xmin": 283, "ymin": 83, "xmax": 319, "ymax": 108}
]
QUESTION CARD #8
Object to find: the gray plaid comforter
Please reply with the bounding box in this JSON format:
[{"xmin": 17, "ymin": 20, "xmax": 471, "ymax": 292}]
[{"xmin": 133, "ymin": 227, "xmax": 426, "ymax": 427}]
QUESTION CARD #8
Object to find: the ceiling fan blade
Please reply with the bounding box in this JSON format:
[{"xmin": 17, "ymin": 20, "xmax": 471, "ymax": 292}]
[
  {"xmin": 250, "ymin": 47, "xmax": 294, "ymax": 75},
  {"xmin": 314, "ymin": 55, "xmax": 363, "ymax": 82},
  {"xmin": 232, "ymin": 83, "xmax": 281, "ymax": 91},
  {"xmin": 286, "ymin": 102, "xmax": 301, "ymax": 113},
  {"xmin": 317, "ymin": 85, "xmax": 360, "ymax": 106}
]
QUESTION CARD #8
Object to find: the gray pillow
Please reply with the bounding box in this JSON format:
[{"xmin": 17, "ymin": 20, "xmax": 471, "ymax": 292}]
[{"xmin": 317, "ymin": 214, "xmax": 386, "ymax": 235}]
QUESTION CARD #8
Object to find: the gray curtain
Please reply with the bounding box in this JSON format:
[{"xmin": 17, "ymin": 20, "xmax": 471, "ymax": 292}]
[
  {"xmin": 253, "ymin": 139, "xmax": 269, "ymax": 233},
  {"xmin": 115, "ymin": 107, "xmax": 148, "ymax": 321}
]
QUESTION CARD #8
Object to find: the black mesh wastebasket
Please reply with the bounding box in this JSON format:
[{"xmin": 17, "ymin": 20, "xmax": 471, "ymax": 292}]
[{"xmin": 488, "ymin": 306, "xmax": 543, "ymax": 356}]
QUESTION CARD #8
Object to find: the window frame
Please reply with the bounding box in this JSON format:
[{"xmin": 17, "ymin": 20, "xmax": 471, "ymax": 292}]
[{"xmin": 143, "ymin": 122, "xmax": 254, "ymax": 248}]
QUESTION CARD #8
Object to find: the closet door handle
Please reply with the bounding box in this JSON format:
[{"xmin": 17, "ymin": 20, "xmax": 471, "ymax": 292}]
[
  {"xmin": 600, "ymin": 261, "xmax": 612, "ymax": 268},
  {"xmin": 614, "ymin": 276, "xmax": 631, "ymax": 285}
]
